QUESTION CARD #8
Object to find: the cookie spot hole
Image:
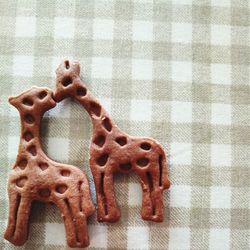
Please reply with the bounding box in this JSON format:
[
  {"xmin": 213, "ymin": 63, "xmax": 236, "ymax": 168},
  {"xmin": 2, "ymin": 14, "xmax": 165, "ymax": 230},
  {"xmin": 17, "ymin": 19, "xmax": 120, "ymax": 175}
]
[
  {"xmin": 39, "ymin": 162, "xmax": 48, "ymax": 171},
  {"xmin": 137, "ymin": 158, "xmax": 149, "ymax": 167},
  {"xmin": 28, "ymin": 145, "xmax": 37, "ymax": 156},
  {"xmin": 24, "ymin": 131, "xmax": 33, "ymax": 142},
  {"xmin": 22, "ymin": 98, "xmax": 33, "ymax": 106},
  {"xmin": 39, "ymin": 189, "xmax": 51, "ymax": 198},
  {"xmin": 18, "ymin": 158, "xmax": 28, "ymax": 170},
  {"xmin": 61, "ymin": 170, "xmax": 70, "ymax": 177},
  {"xmin": 90, "ymin": 101, "xmax": 101, "ymax": 117},
  {"xmin": 78, "ymin": 181, "xmax": 83, "ymax": 212},
  {"xmin": 96, "ymin": 154, "xmax": 109, "ymax": 166},
  {"xmin": 119, "ymin": 162, "xmax": 132, "ymax": 171},
  {"xmin": 140, "ymin": 143, "xmax": 151, "ymax": 151},
  {"xmin": 16, "ymin": 176, "xmax": 27, "ymax": 188},
  {"xmin": 65, "ymin": 60, "xmax": 70, "ymax": 69},
  {"xmin": 93, "ymin": 135, "xmax": 105, "ymax": 147},
  {"xmin": 115, "ymin": 136, "xmax": 127, "ymax": 146},
  {"xmin": 100, "ymin": 173, "xmax": 107, "ymax": 215},
  {"xmin": 102, "ymin": 117, "xmax": 112, "ymax": 132},
  {"xmin": 62, "ymin": 76, "xmax": 72, "ymax": 87},
  {"xmin": 76, "ymin": 86, "xmax": 87, "ymax": 96},
  {"xmin": 159, "ymin": 155, "xmax": 163, "ymax": 187},
  {"xmin": 24, "ymin": 114, "xmax": 35, "ymax": 124},
  {"xmin": 147, "ymin": 172, "xmax": 155, "ymax": 215},
  {"xmin": 38, "ymin": 91, "xmax": 47, "ymax": 99},
  {"xmin": 78, "ymin": 181, "xmax": 83, "ymax": 191},
  {"xmin": 56, "ymin": 184, "xmax": 68, "ymax": 194}
]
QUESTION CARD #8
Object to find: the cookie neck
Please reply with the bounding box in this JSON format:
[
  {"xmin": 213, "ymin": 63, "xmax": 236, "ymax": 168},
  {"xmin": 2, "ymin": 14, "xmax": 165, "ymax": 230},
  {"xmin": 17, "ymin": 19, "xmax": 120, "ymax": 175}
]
[
  {"xmin": 75, "ymin": 85, "xmax": 115, "ymax": 132},
  {"xmin": 19, "ymin": 115, "xmax": 43, "ymax": 149}
]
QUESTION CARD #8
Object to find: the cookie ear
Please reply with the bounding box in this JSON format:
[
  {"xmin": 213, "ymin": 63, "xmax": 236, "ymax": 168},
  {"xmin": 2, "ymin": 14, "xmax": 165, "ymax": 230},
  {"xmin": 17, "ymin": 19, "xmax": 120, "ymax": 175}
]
[
  {"xmin": 72, "ymin": 61, "xmax": 80, "ymax": 75},
  {"xmin": 8, "ymin": 96, "xmax": 17, "ymax": 107}
]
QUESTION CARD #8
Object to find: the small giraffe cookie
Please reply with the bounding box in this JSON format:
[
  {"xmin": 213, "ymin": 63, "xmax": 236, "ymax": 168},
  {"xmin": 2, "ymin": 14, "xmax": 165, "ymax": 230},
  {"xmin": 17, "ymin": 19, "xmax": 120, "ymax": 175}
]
[
  {"xmin": 54, "ymin": 60, "xmax": 171, "ymax": 223},
  {"xmin": 5, "ymin": 86, "xmax": 95, "ymax": 248}
]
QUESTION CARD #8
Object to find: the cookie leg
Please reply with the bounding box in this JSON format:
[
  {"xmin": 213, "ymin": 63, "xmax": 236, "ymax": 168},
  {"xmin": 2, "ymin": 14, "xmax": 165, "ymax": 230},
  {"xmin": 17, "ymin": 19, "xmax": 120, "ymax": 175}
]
[
  {"xmin": 12, "ymin": 196, "xmax": 31, "ymax": 246},
  {"xmin": 139, "ymin": 172, "xmax": 154, "ymax": 221},
  {"xmin": 142, "ymin": 171, "xmax": 164, "ymax": 222},
  {"xmin": 103, "ymin": 172, "xmax": 121, "ymax": 222},
  {"xmin": 68, "ymin": 196, "xmax": 90, "ymax": 248},
  {"xmin": 4, "ymin": 191, "xmax": 21, "ymax": 244},
  {"xmin": 80, "ymin": 174, "xmax": 95, "ymax": 217},
  {"xmin": 5, "ymin": 196, "xmax": 31, "ymax": 246},
  {"xmin": 151, "ymin": 186, "xmax": 164, "ymax": 222},
  {"xmin": 149, "ymin": 178, "xmax": 164, "ymax": 222},
  {"xmin": 5, "ymin": 193, "xmax": 31, "ymax": 246},
  {"xmin": 92, "ymin": 170, "xmax": 108, "ymax": 222},
  {"xmin": 56, "ymin": 199, "xmax": 78, "ymax": 248},
  {"xmin": 94, "ymin": 169, "xmax": 121, "ymax": 222},
  {"xmin": 149, "ymin": 163, "xmax": 164, "ymax": 222}
]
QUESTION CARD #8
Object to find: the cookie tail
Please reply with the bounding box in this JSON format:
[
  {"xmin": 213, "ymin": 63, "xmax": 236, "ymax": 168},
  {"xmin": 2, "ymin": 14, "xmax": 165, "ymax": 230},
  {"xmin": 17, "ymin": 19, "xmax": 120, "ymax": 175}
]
[{"xmin": 159, "ymin": 152, "xmax": 170, "ymax": 190}]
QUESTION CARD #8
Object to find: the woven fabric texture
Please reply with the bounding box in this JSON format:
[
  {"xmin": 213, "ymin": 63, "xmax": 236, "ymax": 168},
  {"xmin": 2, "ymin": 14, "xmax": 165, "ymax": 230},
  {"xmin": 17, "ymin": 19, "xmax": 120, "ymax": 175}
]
[{"xmin": 0, "ymin": 0, "xmax": 249, "ymax": 249}]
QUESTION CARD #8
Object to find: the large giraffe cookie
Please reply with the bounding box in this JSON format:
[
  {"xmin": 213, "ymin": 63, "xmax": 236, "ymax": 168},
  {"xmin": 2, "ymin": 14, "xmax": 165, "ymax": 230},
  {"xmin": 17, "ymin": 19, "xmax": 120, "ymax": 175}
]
[
  {"xmin": 5, "ymin": 86, "xmax": 95, "ymax": 248},
  {"xmin": 54, "ymin": 60, "xmax": 171, "ymax": 223}
]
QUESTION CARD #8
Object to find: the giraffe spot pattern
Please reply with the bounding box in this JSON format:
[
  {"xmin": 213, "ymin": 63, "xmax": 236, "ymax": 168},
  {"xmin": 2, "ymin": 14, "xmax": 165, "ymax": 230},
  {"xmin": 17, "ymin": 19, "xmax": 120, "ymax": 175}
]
[
  {"xmin": 115, "ymin": 136, "xmax": 127, "ymax": 146},
  {"xmin": 61, "ymin": 170, "xmax": 70, "ymax": 177},
  {"xmin": 23, "ymin": 131, "xmax": 33, "ymax": 142},
  {"xmin": 17, "ymin": 158, "xmax": 28, "ymax": 170},
  {"xmin": 93, "ymin": 135, "xmax": 106, "ymax": 147},
  {"xmin": 102, "ymin": 117, "xmax": 112, "ymax": 132},
  {"xmin": 56, "ymin": 184, "xmax": 68, "ymax": 194},
  {"xmin": 137, "ymin": 158, "xmax": 149, "ymax": 167},
  {"xmin": 27, "ymin": 145, "xmax": 37, "ymax": 156},
  {"xmin": 119, "ymin": 162, "xmax": 132, "ymax": 171},
  {"xmin": 96, "ymin": 154, "xmax": 109, "ymax": 166},
  {"xmin": 22, "ymin": 98, "xmax": 33, "ymax": 106},
  {"xmin": 90, "ymin": 101, "xmax": 101, "ymax": 117},
  {"xmin": 38, "ymin": 162, "xmax": 48, "ymax": 171},
  {"xmin": 39, "ymin": 188, "xmax": 51, "ymax": 198},
  {"xmin": 16, "ymin": 176, "xmax": 28, "ymax": 188},
  {"xmin": 62, "ymin": 76, "xmax": 72, "ymax": 87},
  {"xmin": 78, "ymin": 181, "xmax": 83, "ymax": 191},
  {"xmin": 76, "ymin": 86, "xmax": 87, "ymax": 97},
  {"xmin": 38, "ymin": 91, "xmax": 47, "ymax": 99},
  {"xmin": 140, "ymin": 142, "xmax": 151, "ymax": 151},
  {"xmin": 24, "ymin": 114, "xmax": 35, "ymax": 124}
]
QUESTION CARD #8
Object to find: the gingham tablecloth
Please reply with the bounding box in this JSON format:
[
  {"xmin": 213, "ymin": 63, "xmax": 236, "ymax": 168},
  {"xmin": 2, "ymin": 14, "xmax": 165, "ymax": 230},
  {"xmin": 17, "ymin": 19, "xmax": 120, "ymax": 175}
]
[{"xmin": 0, "ymin": 0, "xmax": 249, "ymax": 249}]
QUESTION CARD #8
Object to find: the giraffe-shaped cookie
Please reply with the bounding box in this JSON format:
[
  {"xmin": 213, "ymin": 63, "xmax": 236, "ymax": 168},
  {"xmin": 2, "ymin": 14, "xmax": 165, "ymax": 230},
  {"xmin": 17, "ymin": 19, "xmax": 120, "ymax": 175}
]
[
  {"xmin": 5, "ymin": 86, "xmax": 95, "ymax": 248},
  {"xmin": 54, "ymin": 60, "xmax": 171, "ymax": 223}
]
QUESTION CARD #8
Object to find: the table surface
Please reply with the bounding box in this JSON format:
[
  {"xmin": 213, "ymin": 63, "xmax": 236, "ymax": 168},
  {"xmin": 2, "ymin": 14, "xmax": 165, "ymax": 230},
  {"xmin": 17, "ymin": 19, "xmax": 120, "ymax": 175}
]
[{"xmin": 0, "ymin": 1, "xmax": 249, "ymax": 249}]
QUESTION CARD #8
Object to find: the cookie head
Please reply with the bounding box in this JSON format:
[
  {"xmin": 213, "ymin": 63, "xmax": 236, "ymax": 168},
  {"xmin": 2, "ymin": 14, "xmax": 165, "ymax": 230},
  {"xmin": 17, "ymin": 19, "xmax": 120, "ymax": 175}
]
[
  {"xmin": 56, "ymin": 59, "xmax": 80, "ymax": 76},
  {"xmin": 54, "ymin": 60, "xmax": 81, "ymax": 102},
  {"xmin": 9, "ymin": 87, "xmax": 56, "ymax": 113}
]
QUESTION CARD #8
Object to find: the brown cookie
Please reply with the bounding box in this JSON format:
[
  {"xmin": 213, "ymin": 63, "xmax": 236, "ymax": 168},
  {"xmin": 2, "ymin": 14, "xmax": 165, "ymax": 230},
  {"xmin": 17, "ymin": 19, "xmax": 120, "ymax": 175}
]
[
  {"xmin": 54, "ymin": 60, "xmax": 171, "ymax": 223},
  {"xmin": 4, "ymin": 86, "xmax": 95, "ymax": 248}
]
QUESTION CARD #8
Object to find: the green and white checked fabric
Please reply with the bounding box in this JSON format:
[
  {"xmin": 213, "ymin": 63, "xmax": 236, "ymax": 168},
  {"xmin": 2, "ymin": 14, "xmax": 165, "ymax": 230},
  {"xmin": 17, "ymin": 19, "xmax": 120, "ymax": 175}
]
[{"xmin": 0, "ymin": 0, "xmax": 249, "ymax": 249}]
